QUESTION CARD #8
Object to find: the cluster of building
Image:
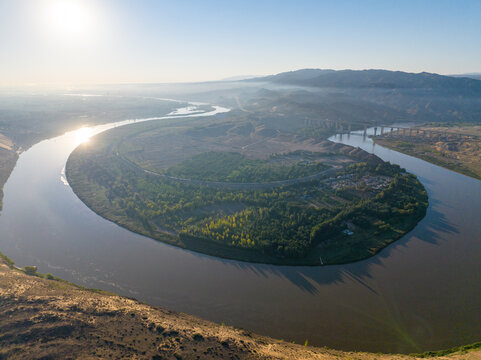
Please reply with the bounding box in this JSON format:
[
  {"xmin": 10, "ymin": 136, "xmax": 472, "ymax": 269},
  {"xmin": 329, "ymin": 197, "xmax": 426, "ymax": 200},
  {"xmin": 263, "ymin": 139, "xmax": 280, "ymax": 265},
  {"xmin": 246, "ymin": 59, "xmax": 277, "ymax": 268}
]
[{"xmin": 320, "ymin": 174, "xmax": 392, "ymax": 192}]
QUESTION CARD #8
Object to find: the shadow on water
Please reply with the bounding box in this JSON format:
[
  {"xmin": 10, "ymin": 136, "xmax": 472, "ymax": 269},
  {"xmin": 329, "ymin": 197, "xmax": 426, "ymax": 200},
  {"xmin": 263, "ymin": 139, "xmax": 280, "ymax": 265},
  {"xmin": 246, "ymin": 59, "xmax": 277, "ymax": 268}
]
[
  {"xmin": 420, "ymin": 207, "xmax": 459, "ymax": 246},
  {"xmin": 181, "ymin": 197, "xmax": 460, "ymax": 295},
  {"xmin": 415, "ymin": 174, "xmax": 436, "ymax": 187}
]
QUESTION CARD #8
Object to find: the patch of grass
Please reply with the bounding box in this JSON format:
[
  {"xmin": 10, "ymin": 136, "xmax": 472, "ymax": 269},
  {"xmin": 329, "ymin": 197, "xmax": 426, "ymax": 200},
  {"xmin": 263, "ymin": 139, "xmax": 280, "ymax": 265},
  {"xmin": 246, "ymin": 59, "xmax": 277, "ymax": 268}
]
[
  {"xmin": 12, "ymin": 261, "xmax": 117, "ymax": 296},
  {"xmin": 165, "ymin": 151, "xmax": 328, "ymax": 183},
  {"xmin": 23, "ymin": 265, "xmax": 41, "ymax": 277},
  {"xmin": 0, "ymin": 251, "xmax": 15, "ymax": 269},
  {"xmin": 409, "ymin": 342, "xmax": 481, "ymax": 358},
  {"xmin": 396, "ymin": 141, "xmax": 415, "ymax": 150}
]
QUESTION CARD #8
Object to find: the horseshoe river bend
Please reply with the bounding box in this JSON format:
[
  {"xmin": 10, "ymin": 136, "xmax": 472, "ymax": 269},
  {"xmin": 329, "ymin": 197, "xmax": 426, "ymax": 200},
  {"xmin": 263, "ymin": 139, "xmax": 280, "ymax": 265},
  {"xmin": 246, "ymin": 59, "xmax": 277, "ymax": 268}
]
[{"xmin": 0, "ymin": 102, "xmax": 479, "ymax": 353}]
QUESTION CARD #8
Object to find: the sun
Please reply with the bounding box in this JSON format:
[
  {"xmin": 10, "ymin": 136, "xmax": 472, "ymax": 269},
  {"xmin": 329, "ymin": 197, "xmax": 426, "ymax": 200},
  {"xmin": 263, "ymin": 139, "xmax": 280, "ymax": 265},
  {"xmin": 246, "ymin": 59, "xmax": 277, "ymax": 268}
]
[{"xmin": 42, "ymin": 0, "xmax": 97, "ymax": 40}]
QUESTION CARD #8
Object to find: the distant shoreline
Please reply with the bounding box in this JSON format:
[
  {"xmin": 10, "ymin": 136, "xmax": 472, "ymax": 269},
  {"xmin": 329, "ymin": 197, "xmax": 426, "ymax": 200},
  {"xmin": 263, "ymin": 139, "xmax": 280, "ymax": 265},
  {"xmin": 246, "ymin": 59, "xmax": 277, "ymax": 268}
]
[{"xmin": 373, "ymin": 126, "xmax": 481, "ymax": 180}]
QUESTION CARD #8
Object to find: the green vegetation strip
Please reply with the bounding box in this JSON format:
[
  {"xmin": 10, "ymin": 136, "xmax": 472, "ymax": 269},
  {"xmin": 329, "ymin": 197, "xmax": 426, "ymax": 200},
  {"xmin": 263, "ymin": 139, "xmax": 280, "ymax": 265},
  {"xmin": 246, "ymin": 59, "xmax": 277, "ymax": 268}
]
[
  {"xmin": 409, "ymin": 342, "xmax": 481, "ymax": 358},
  {"xmin": 165, "ymin": 151, "xmax": 329, "ymax": 183}
]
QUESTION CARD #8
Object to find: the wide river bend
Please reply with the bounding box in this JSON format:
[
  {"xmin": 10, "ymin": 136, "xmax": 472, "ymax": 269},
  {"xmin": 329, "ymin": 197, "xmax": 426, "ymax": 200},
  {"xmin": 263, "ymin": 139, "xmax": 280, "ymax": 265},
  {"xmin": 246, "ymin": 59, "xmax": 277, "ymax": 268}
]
[{"xmin": 0, "ymin": 104, "xmax": 479, "ymax": 353}]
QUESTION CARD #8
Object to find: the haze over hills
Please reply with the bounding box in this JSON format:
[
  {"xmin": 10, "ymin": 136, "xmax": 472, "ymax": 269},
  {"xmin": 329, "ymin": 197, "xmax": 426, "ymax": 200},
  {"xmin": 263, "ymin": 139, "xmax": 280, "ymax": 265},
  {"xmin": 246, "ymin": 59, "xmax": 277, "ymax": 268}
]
[
  {"xmin": 451, "ymin": 73, "xmax": 481, "ymax": 81},
  {"xmin": 238, "ymin": 69, "xmax": 481, "ymax": 126},
  {"xmin": 220, "ymin": 75, "xmax": 263, "ymax": 81},
  {"xmin": 253, "ymin": 69, "xmax": 481, "ymax": 93}
]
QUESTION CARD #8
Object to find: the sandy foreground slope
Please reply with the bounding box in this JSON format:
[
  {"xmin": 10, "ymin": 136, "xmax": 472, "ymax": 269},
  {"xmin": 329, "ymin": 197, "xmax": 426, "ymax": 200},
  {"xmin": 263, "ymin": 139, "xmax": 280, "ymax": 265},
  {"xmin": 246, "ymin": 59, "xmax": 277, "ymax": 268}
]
[{"xmin": 0, "ymin": 259, "xmax": 479, "ymax": 360}]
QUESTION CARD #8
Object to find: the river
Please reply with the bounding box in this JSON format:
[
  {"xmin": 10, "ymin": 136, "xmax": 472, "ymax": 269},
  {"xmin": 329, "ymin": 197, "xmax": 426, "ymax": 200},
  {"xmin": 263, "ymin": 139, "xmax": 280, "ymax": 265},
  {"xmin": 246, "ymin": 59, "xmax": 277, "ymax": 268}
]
[{"xmin": 0, "ymin": 104, "xmax": 479, "ymax": 354}]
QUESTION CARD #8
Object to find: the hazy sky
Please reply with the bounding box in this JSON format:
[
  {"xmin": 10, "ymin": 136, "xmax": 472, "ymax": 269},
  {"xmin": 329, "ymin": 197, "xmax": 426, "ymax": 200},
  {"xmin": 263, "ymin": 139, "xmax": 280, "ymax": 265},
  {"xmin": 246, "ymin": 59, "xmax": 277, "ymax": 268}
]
[{"xmin": 1, "ymin": 0, "xmax": 480, "ymax": 85}]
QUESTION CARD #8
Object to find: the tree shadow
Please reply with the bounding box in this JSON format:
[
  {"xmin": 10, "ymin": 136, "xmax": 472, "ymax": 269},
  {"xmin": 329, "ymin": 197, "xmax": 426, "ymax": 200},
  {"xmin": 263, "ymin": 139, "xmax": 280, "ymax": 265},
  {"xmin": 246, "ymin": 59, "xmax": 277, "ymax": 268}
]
[{"xmin": 186, "ymin": 200, "xmax": 460, "ymax": 295}]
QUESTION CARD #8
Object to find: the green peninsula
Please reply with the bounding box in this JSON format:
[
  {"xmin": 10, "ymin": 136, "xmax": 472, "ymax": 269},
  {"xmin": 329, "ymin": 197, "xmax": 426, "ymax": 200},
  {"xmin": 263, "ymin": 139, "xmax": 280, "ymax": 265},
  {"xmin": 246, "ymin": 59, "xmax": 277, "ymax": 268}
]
[{"xmin": 66, "ymin": 117, "xmax": 428, "ymax": 265}]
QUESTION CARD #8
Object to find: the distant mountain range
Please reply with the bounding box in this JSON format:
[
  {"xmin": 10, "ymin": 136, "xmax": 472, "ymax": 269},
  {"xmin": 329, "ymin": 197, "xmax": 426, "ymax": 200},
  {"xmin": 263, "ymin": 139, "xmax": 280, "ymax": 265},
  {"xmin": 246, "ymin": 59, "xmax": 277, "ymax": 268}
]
[
  {"xmin": 235, "ymin": 69, "xmax": 481, "ymax": 126},
  {"xmin": 451, "ymin": 73, "xmax": 481, "ymax": 81},
  {"xmin": 220, "ymin": 75, "xmax": 263, "ymax": 81},
  {"xmin": 251, "ymin": 69, "xmax": 481, "ymax": 93}
]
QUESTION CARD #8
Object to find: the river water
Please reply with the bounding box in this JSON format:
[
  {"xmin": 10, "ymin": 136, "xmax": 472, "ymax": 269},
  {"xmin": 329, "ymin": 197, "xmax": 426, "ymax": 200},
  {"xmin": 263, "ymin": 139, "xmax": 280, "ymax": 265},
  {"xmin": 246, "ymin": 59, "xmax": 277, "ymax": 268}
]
[{"xmin": 0, "ymin": 105, "xmax": 479, "ymax": 353}]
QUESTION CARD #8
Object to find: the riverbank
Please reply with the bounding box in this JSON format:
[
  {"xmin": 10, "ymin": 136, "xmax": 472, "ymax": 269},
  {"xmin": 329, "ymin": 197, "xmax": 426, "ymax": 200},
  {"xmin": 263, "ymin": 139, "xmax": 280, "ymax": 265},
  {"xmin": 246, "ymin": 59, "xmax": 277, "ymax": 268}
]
[
  {"xmin": 0, "ymin": 133, "xmax": 18, "ymax": 211},
  {"xmin": 1, "ymin": 255, "xmax": 479, "ymax": 359},
  {"xmin": 373, "ymin": 125, "xmax": 481, "ymax": 180}
]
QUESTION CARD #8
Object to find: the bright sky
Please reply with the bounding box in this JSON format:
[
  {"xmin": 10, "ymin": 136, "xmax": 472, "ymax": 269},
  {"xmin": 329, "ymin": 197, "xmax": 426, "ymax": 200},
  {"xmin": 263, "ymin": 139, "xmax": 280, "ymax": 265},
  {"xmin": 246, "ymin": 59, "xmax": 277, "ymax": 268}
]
[{"xmin": 1, "ymin": 0, "xmax": 480, "ymax": 86}]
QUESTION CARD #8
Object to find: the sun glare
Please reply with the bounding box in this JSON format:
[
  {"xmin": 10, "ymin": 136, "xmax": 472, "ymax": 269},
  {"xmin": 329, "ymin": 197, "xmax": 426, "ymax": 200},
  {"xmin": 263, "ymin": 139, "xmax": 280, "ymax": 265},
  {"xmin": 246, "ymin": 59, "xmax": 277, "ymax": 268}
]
[
  {"xmin": 74, "ymin": 127, "xmax": 94, "ymax": 144},
  {"xmin": 42, "ymin": 0, "xmax": 97, "ymax": 40}
]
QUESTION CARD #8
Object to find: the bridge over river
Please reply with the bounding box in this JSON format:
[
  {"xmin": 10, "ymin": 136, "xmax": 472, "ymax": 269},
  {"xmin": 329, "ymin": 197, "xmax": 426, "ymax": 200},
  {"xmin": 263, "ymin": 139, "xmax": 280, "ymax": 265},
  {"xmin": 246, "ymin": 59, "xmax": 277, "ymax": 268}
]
[{"xmin": 303, "ymin": 118, "xmax": 480, "ymax": 143}]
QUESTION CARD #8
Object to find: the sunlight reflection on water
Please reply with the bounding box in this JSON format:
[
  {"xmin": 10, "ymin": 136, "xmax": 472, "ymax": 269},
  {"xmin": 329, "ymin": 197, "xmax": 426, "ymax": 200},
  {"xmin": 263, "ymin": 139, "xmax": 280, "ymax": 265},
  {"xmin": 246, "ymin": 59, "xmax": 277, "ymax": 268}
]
[{"xmin": 74, "ymin": 127, "xmax": 95, "ymax": 145}]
